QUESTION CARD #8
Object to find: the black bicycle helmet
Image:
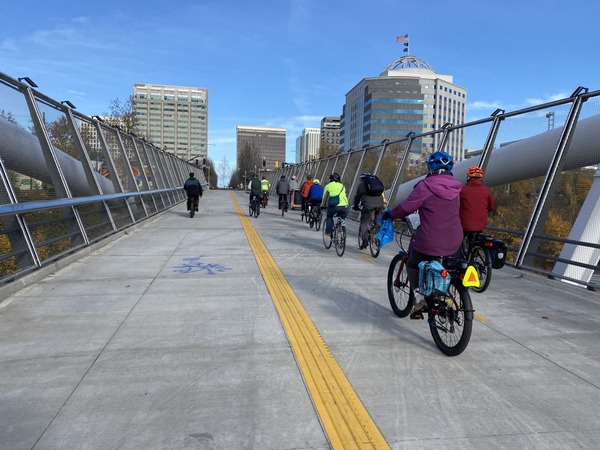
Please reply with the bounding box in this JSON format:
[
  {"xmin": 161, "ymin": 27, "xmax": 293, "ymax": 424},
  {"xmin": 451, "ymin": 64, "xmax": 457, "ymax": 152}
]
[
  {"xmin": 426, "ymin": 151, "xmax": 454, "ymax": 173},
  {"xmin": 330, "ymin": 172, "xmax": 341, "ymax": 182},
  {"xmin": 359, "ymin": 172, "xmax": 370, "ymax": 179}
]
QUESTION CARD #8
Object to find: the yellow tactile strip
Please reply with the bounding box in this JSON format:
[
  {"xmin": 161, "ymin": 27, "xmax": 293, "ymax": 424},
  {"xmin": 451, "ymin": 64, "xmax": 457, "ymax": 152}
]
[{"xmin": 231, "ymin": 193, "xmax": 390, "ymax": 449}]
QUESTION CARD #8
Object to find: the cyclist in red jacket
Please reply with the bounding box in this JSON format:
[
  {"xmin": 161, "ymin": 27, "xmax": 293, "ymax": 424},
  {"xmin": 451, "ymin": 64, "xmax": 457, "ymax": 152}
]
[{"xmin": 459, "ymin": 166, "xmax": 494, "ymax": 236}]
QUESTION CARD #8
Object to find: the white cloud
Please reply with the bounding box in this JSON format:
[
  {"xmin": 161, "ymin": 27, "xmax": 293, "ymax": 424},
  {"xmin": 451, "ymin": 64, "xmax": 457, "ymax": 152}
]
[
  {"xmin": 468, "ymin": 100, "xmax": 503, "ymax": 110},
  {"xmin": 525, "ymin": 92, "xmax": 570, "ymax": 106}
]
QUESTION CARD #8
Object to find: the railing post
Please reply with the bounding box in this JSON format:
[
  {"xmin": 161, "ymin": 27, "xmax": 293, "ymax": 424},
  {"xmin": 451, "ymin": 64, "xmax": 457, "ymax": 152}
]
[{"xmin": 516, "ymin": 87, "xmax": 589, "ymax": 268}]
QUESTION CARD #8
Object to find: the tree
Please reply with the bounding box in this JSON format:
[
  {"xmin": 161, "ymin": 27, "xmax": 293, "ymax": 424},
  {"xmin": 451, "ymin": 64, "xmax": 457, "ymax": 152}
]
[
  {"xmin": 217, "ymin": 156, "xmax": 230, "ymax": 189},
  {"xmin": 237, "ymin": 141, "xmax": 261, "ymax": 181},
  {"xmin": 103, "ymin": 95, "xmax": 138, "ymax": 135}
]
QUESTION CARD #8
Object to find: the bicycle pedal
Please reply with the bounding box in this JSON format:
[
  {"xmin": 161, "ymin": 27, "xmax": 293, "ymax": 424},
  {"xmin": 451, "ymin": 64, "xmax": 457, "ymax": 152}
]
[{"xmin": 410, "ymin": 311, "xmax": 424, "ymax": 320}]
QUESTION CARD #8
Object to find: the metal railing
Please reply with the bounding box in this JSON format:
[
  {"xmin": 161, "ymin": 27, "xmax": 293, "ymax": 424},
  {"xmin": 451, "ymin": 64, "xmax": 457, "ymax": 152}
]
[
  {"xmin": 266, "ymin": 88, "xmax": 600, "ymax": 290},
  {"xmin": 0, "ymin": 71, "xmax": 204, "ymax": 283}
]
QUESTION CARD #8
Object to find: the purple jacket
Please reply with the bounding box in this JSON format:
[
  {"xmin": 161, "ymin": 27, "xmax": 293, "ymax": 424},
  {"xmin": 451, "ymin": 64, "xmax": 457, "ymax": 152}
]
[{"xmin": 389, "ymin": 174, "xmax": 463, "ymax": 256}]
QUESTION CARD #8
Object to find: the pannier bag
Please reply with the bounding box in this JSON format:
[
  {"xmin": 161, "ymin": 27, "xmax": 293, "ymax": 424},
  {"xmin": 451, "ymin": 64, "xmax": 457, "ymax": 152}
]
[
  {"xmin": 491, "ymin": 240, "xmax": 507, "ymax": 269},
  {"xmin": 365, "ymin": 175, "xmax": 384, "ymax": 196},
  {"xmin": 418, "ymin": 260, "xmax": 450, "ymax": 297}
]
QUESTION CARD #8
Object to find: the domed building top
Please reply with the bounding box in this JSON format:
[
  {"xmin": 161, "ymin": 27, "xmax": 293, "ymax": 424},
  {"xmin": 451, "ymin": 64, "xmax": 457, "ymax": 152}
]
[{"xmin": 380, "ymin": 55, "xmax": 435, "ymax": 75}]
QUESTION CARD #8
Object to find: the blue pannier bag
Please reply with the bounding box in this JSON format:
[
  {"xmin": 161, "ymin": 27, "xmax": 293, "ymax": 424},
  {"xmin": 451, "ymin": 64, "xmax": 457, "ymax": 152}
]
[{"xmin": 418, "ymin": 260, "xmax": 450, "ymax": 296}]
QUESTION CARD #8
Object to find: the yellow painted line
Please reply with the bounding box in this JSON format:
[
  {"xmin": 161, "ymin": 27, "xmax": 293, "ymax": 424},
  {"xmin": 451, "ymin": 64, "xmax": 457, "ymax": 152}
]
[
  {"xmin": 474, "ymin": 312, "xmax": 488, "ymax": 322},
  {"xmin": 230, "ymin": 192, "xmax": 389, "ymax": 449}
]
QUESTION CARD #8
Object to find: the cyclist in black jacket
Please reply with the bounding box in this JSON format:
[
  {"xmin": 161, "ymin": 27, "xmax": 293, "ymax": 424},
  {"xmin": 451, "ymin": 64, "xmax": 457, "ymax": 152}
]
[{"xmin": 183, "ymin": 172, "xmax": 203, "ymax": 212}]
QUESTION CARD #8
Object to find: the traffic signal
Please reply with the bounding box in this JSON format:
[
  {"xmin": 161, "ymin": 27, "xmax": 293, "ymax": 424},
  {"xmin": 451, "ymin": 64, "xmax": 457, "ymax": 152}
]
[{"xmin": 262, "ymin": 158, "xmax": 266, "ymax": 167}]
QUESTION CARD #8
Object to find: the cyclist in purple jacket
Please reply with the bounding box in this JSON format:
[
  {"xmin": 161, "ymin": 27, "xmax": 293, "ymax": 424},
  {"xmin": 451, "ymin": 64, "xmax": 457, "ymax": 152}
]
[{"xmin": 382, "ymin": 151, "xmax": 463, "ymax": 317}]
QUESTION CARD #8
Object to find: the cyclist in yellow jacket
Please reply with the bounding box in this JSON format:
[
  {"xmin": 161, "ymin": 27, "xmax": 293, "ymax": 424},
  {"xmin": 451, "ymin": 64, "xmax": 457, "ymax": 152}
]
[
  {"xmin": 260, "ymin": 176, "xmax": 271, "ymax": 207},
  {"xmin": 321, "ymin": 172, "xmax": 348, "ymax": 237}
]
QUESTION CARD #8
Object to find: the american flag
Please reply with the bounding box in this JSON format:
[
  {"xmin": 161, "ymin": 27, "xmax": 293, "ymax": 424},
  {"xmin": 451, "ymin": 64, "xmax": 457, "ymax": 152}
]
[{"xmin": 396, "ymin": 34, "xmax": 409, "ymax": 43}]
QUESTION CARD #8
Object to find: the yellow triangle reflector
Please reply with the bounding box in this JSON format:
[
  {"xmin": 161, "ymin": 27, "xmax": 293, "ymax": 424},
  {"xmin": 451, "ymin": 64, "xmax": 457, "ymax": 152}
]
[{"xmin": 463, "ymin": 265, "xmax": 480, "ymax": 287}]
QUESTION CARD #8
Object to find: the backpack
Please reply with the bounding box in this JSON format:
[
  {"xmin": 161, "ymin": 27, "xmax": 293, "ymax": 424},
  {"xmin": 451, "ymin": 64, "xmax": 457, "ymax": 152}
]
[{"xmin": 364, "ymin": 175, "xmax": 384, "ymax": 196}]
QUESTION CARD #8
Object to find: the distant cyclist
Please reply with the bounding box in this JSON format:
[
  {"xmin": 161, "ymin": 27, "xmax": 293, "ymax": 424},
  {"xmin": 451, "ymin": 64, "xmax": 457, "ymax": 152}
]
[
  {"xmin": 321, "ymin": 172, "xmax": 348, "ymax": 238},
  {"xmin": 353, "ymin": 172, "xmax": 385, "ymax": 249},
  {"xmin": 276, "ymin": 175, "xmax": 290, "ymax": 210},
  {"xmin": 460, "ymin": 166, "xmax": 495, "ymax": 238},
  {"xmin": 308, "ymin": 178, "xmax": 324, "ymax": 208},
  {"xmin": 183, "ymin": 172, "xmax": 203, "ymax": 213},
  {"xmin": 300, "ymin": 175, "xmax": 313, "ymax": 218},
  {"xmin": 260, "ymin": 175, "xmax": 271, "ymax": 206},
  {"xmin": 382, "ymin": 151, "xmax": 462, "ymax": 318},
  {"xmin": 289, "ymin": 175, "xmax": 300, "ymax": 204},
  {"xmin": 248, "ymin": 173, "xmax": 262, "ymax": 207}
]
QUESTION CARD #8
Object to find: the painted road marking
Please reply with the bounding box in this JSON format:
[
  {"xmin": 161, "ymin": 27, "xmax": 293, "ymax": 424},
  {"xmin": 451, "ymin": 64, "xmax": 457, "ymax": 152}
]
[{"xmin": 230, "ymin": 192, "xmax": 389, "ymax": 449}]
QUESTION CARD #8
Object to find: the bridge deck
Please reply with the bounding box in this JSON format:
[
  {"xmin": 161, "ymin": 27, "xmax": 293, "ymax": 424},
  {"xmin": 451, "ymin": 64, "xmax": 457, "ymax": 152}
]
[{"xmin": 1, "ymin": 190, "xmax": 599, "ymax": 449}]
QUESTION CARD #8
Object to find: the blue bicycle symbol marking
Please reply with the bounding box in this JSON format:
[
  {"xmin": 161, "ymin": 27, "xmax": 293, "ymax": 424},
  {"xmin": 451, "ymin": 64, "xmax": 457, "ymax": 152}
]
[{"xmin": 173, "ymin": 256, "xmax": 232, "ymax": 275}]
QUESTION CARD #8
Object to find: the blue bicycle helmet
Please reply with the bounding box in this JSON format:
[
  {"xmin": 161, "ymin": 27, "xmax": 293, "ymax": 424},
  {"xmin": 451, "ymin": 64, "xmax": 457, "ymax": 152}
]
[{"xmin": 426, "ymin": 151, "xmax": 454, "ymax": 173}]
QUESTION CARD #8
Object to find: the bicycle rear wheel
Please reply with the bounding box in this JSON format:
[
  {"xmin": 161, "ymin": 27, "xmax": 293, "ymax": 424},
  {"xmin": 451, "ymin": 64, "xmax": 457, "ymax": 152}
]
[
  {"xmin": 254, "ymin": 201, "xmax": 260, "ymax": 218},
  {"xmin": 322, "ymin": 218, "xmax": 332, "ymax": 249},
  {"xmin": 369, "ymin": 224, "xmax": 380, "ymax": 258},
  {"xmin": 387, "ymin": 252, "xmax": 414, "ymax": 317},
  {"xmin": 428, "ymin": 281, "xmax": 473, "ymax": 356},
  {"xmin": 335, "ymin": 225, "xmax": 346, "ymax": 257},
  {"xmin": 189, "ymin": 208, "xmax": 194, "ymax": 218},
  {"xmin": 315, "ymin": 210, "xmax": 321, "ymax": 231},
  {"xmin": 469, "ymin": 245, "xmax": 492, "ymax": 293}
]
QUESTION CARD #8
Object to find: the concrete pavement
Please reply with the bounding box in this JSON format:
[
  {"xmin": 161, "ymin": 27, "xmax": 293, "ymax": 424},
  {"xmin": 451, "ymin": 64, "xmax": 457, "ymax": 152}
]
[{"xmin": 1, "ymin": 190, "xmax": 599, "ymax": 449}]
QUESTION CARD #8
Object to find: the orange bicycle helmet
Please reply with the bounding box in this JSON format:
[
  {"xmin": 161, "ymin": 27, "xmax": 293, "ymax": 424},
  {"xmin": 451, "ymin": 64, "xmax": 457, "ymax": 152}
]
[{"xmin": 467, "ymin": 166, "xmax": 484, "ymax": 178}]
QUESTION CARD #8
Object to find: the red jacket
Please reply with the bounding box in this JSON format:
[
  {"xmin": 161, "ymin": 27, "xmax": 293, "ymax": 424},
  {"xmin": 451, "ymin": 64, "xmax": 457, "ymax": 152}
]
[{"xmin": 459, "ymin": 179, "xmax": 494, "ymax": 232}]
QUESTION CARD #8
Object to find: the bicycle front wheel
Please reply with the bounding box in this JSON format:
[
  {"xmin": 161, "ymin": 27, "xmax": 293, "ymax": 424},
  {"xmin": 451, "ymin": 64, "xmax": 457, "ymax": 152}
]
[
  {"xmin": 322, "ymin": 218, "xmax": 332, "ymax": 249},
  {"xmin": 469, "ymin": 245, "xmax": 492, "ymax": 293},
  {"xmin": 387, "ymin": 252, "xmax": 414, "ymax": 317},
  {"xmin": 335, "ymin": 225, "xmax": 346, "ymax": 257},
  {"xmin": 428, "ymin": 281, "xmax": 473, "ymax": 357},
  {"xmin": 395, "ymin": 222, "xmax": 412, "ymax": 252}
]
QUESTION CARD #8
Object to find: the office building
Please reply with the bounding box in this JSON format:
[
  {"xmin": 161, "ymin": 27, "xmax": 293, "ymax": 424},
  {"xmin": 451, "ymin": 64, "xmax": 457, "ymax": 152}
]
[
  {"xmin": 236, "ymin": 126, "xmax": 286, "ymax": 171},
  {"xmin": 339, "ymin": 55, "xmax": 467, "ymax": 163},
  {"xmin": 319, "ymin": 116, "xmax": 341, "ymax": 158},
  {"xmin": 295, "ymin": 128, "xmax": 320, "ymax": 163},
  {"xmin": 132, "ymin": 83, "xmax": 208, "ymax": 162}
]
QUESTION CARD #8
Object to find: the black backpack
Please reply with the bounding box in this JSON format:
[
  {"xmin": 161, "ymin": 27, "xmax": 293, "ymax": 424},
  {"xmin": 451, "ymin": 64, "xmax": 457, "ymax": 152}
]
[{"xmin": 364, "ymin": 175, "xmax": 384, "ymax": 196}]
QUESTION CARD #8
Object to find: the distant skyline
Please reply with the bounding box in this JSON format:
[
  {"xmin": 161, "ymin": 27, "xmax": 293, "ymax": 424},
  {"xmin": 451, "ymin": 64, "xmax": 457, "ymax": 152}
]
[{"xmin": 1, "ymin": 0, "xmax": 597, "ymax": 178}]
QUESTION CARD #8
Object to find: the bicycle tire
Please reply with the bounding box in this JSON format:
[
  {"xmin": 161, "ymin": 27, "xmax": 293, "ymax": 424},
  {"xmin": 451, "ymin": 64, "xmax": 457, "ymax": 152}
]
[
  {"xmin": 428, "ymin": 281, "xmax": 473, "ymax": 356},
  {"xmin": 469, "ymin": 245, "xmax": 492, "ymax": 293},
  {"xmin": 248, "ymin": 201, "xmax": 253, "ymax": 216},
  {"xmin": 335, "ymin": 224, "xmax": 346, "ymax": 257},
  {"xmin": 315, "ymin": 211, "xmax": 321, "ymax": 231},
  {"xmin": 254, "ymin": 200, "xmax": 260, "ymax": 218},
  {"xmin": 322, "ymin": 218, "xmax": 332, "ymax": 249},
  {"xmin": 369, "ymin": 223, "xmax": 380, "ymax": 258},
  {"xmin": 387, "ymin": 252, "xmax": 414, "ymax": 317},
  {"xmin": 189, "ymin": 208, "xmax": 194, "ymax": 218},
  {"xmin": 395, "ymin": 223, "xmax": 412, "ymax": 252},
  {"xmin": 305, "ymin": 208, "xmax": 310, "ymax": 223}
]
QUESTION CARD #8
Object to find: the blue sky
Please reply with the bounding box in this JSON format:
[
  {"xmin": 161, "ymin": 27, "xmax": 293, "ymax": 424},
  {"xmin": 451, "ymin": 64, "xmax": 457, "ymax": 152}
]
[{"xmin": 1, "ymin": 0, "xmax": 598, "ymax": 177}]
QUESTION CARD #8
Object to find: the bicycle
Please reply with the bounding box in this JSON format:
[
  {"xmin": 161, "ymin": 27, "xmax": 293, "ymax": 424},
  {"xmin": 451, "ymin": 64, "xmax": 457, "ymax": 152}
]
[
  {"xmin": 322, "ymin": 212, "xmax": 346, "ymax": 257},
  {"xmin": 387, "ymin": 222, "xmax": 474, "ymax": 356},
  {"xmin": 261, "ymin": 191, "xmax": 269, "ymax": 208},
  {"xmin": 278, "ymin": 194, "xmax": 289, "ymax": 217},
  {"xmin": 358, "ymin": 208, "xmax": 381, "ymax": 257},
  {"xmin": 308, "ymin": 201, "xmax": 322, "ymax": 230},
  {"xmin": 249, "ymin": 195, "xmax": 260, "ymax": 218},
  {"xmin": 187, "ymin": 196, "xmax": 199, "ymax": 218},
  {"xmin": 462, "ymin": 232, "xmax": 494, "ymax": 293}
]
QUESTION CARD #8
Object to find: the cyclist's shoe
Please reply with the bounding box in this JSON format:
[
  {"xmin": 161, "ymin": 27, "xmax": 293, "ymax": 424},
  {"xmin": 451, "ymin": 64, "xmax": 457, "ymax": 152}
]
[
  {"xmin": 195, "ymin": 207, "xmax": 198, "ymax": 212},
  {"xmin": 409, "ymin": 298, "xmax": 427, "ymax": 320},
  {"xmin": 360, "ymin": 239, "xmax": 368, "ymax": 249}
]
